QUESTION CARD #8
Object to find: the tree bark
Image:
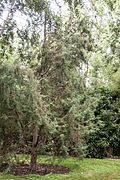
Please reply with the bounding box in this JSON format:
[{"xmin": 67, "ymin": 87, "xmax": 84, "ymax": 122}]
[
  {"xmin": 30, "ymin": 122, "xmax": 38, "ymax": 172},
  {"xmin": 44, "ymin": 11, "xmax": 47, "ymax": 45}
]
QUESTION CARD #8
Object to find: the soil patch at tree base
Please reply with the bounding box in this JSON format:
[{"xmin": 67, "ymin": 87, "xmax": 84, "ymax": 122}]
[{"xmin": 9, "ymin": 163, "xmax": 70, "ymax": 176}]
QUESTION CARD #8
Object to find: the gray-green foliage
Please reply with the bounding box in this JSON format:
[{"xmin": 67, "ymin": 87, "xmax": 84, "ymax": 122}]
[
  {"xmin": 0, "ymin": 58, "xmax": 49, "ymax": 162},
  {"xmin": 37, "ymin": 6, "xmax": 93, "ymax": 156}
]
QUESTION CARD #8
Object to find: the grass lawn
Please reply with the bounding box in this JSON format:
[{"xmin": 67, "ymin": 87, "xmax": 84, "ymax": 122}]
[{"xmin": 0, "ymin": 155, "xmax": 120, "ymax": 180}]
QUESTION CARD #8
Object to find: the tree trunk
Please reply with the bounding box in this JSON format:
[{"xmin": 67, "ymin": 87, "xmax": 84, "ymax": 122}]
[
  {"xmin": 30, "ymin": 122, "xmax": 38, "ymax": 172},
  {"xmin": 106, "ymin": 147, "xmax": 113, "ymax": 158},
  {"xmin": 30, "ymin": 149, "xmax": 37, "ymax": 172},
  {"xmin": 44, "ymin": 11, "xmax": 47, "ymax": 45}
]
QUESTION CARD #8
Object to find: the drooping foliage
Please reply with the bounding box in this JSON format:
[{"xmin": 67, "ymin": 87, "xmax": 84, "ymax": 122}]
[{"xmin": 0, "ymin": 58, "xmax": 50, "ymax": 170}]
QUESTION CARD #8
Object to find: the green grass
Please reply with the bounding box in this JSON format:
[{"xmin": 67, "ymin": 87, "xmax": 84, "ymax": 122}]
[{"xmin": 0, "ymin": 155, "xmax": 120, "ymax": 180}]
